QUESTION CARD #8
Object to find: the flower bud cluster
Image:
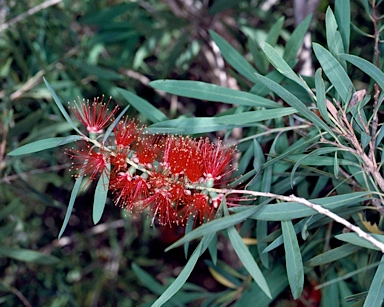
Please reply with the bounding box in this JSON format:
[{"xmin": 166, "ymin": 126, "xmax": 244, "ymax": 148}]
[{"xmin": 66, "ymin": 97, "xmax": 237, "ymax": 226}]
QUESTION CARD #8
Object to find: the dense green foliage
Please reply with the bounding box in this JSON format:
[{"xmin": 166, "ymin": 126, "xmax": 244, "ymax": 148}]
[{"xmin": 2, "ymin": 0, "xmax": 384, "ymax": 306}]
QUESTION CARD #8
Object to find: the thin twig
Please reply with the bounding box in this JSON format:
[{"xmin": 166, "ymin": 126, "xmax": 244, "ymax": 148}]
[{"xmin": 225, "ymin": 189, "xmax": 384, "ymax": 253}]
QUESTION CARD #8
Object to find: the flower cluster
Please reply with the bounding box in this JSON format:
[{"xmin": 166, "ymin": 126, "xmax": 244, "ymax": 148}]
[{"xmin": 66, "ymin": 98, "xmax": 238, "ymax": 226}]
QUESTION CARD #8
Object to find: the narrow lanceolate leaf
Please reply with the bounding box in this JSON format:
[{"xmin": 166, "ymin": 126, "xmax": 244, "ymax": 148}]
[
  {"xmin": 58, "ymin": 175, "xmax": 84, "ymax": 238},
  {"xmin": 325, "ymin": 7, "xmax": 345, "ymax": 57},
  {"xmin": 149, "ymin": 80, "xmax": 281, "ymax": 108},
  {"xmin": 254, "ymin": 73, "xmax": 335, "ymax": 137},
  {"xmin": 209, "ymin": 30, "xmax": 259, "ymax": 83},
  {"xmin": 93, "ymin": 163, "xmax": 110, "ymax": 224},
  {"xmin": 260, "ymin": 41, "xmax": 310, "ymax": 92},
  {"xmin": 215, "ymin": 108, "xmax": 296, "ymax": 125},
  {"xmin": 43, "ymin": 77, "xmax": 82, "ymax": 135},
  {"xmin": 334, "ymin": 0, "xmax": 350, "ymax": 52},
  {"xmin": 282, "ymin": 220, "xmax": 304, "ymax": 299},
  {"xmin": 283, "ymin": 14, "xmax": 312, "ymax": 63},
  {"xmin": 315, "ymin": 68, "xmax": 333, "ymax": 126},
  {"xmin": 8, "ymin": 136, "xmax": 81, "ymax": 156},
  {"xmin": 228, "ymin": 225, "xmax": 271, "ymax": 298},
  {"xmin": 312, "ymin": 43, "xmax": 354, "ymax": 104},
  {"xmin": 116, "ymin": 88, "xmax": 168, "ymax": 123},
  {"xmin": 305, "ymin": 244, "xmax": 361, "ymax": 267},
  {"xmin": 340, "ymin": 54, "xmax": 384, "ymax": 91},
  {"xmin": 335, "ymin": 233, "xmax": 384, "ymax": 251},
  {"xmin": 165, "ymin": 206, "xmax": 262, "ymax": 251},
  {"xmin": 364, "ymin": 254, "xmax": 384, "ymax": 307}
]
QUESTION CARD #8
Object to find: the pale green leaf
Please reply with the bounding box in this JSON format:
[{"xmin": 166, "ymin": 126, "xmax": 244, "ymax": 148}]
[
  {"xmin": 228, "ymin": 225, "xmax": 271, "ymax": 298},
  {"xmin": 335, "ymin": 233, "xmax": 384, "ymax": 251},
  {"xmin": 209, "ymin": 30, "xmax": 258, "ymax": 83},
  {"xmin": 150, "ymin": 80, "xmax": 281, "ymax": 108},
  {"xmin": 93, "ymin": 164, "xmax": 110, "ymax": 224},
  {"xmin": 282, "ymin": 220, "xmax": 304, "ymax": 299},
  {"xmin": 8, "ymin": 136, "xmax": 81, "ymax": 156},
  {"xmin": 58, "ymin": 175, "xmax": 84, "ymax": 238},
  {"xmin": 312, "ymin": 43, "xmax": 354, "ymax": 104},
  {"xmin": 364, "ymin": 254, "xmax": 384, "ymax": 307}
]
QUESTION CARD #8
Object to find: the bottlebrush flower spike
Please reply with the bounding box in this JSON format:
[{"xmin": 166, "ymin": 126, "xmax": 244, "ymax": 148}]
[
  {"xmin": 134, "ymin": 134, "xmax": 164, "ymax": 165},
  {"xmin": 66, "ymin": 142, "xmax": 109, "ymax": 182},
  {"xmin": 110, "ymin": 172, "xmax": 149, "ymax": 212},
  {"xmin": 69, "ymin": 96, "xmax": 118, "ymax": 134},
  {"xmin": 114, "ymin": 117, "xmax": 142, "ymax": 149},
  {"xmin": 202, "ymin": 139, "xmax": 237, "ymax": 181},
  {"xmin": 179, "ymin": 193, "xmax": 214, "ymax": 224}
]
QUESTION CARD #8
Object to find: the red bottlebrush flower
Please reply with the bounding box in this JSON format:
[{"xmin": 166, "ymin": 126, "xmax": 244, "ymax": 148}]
[
  {"xmin": 114, "ymin": 117, "xmax": 141, "ymax": 149},
  {"xmin": 185, "ymin": 139, "xmax": 204, "ymax": 182},
  {"xmin": 134, "ymin": 134, "xmax": 164, "ymax": 165},
  {"xmin": 146, "ymin": 192, "xmax": 178, "ymax": 226},
  {"xmin": 110, "ymin": 172, "xmax": 149, "ymax": 212},
  {"xmin": 110, "ymin": 150, "xmax": 128, "ymax": 172},
  {"xmin": 163, "ymin": 136, "xmax": 190, "ymax": 175},
  {"xmin": 202, "ymin": 139, "xmax": 237, "ymax": 180},
  {"xmin": 66, "ymin": 142, "xmax": 109, "ymax": 181},
  {"xmin": 163, "ymin": 136, "xmax": 204, "ymax": 182},
  {"xmin": 69, "ymin": 96, "xmax": 118, "ymax": 134},
  {"xmin": 179, "ymin": 193, "xmax": 214, "ymax": 225}
]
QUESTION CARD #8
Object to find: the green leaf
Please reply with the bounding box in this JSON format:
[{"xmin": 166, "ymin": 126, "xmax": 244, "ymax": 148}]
[
  {"xmin": 227, "ymin": 225, "xmax": 271, "ymax": 298},
  {"xmin": 0, "ymin": 248, "xmax": 60, "ymax": 265},
  {"xmin": 364, "ymin": 255, "xmax": 384, "ymax": 307},
  {"xmin": 116, "ymin": 88, "xmax": 168, "ymax": 123},
  {"xmin": 325, "ymin": 7, "xmax": 345, "ymax": 58},
  {"xmin": 149, "ymin": 80, "xmax": 281, "ymax": 108},
  {"xmin": 165, "ymin": 206, "xmax": 262, "ymax": 251},
  {"xmin": 340, "ymin": 54, "xmax": 384, "ymax": 91},
  {"xmin": 265, "ymin": 16, "xmax": 285, "ymax": 47},
  {"xmin": 315, "ymin": 68, "xmax": 333, "ymax": 126},
  {"xmin": 209, "ymin": 30, "xmax": 258, "ymax": 83},
  {"xmin": 260, "ymin": 41, "xmax": 309, "ymax": 92},
  {"xmin": 132, "ymin": 263, "xmax": 165, "ymax": 295},
  {"xmin": 8, "ymin": 136, "xmax": 82, "ymax": 156},
  {"xmin": 305, "ymin": 244, "xmax": 361, "ymax": 267},
  {"xmin": 254, "ymin": 73, "xmax": 336, "ymax": 137},
  {"xmin": 58, "ymin": 175, "xmax": 84, "ymax": 238},
  {"xmin": 43, "ymin": 77, "xmax": 82, "ymax": 135},
  {"xmin": 283, "ymin": 14, "xmax": 312, "ymax": 63},
  {"xmin": 215, "ymin": 108, "xmax": 296, "ymax": 125},
  {"xmin": 149, "ymin": 117, "xmax": 229, "ymax": 134},
  {"xmin": 335, "ymin": 233, "xmax": 384, "ymax": 251},
  {"xmin": 312, "ymin": 43, "xmax": 354, "ymax": 104},
  {"xmin": 334, "ymin": 0, "xmax": 350, "ymax": 52},
  {"xmin": 93, "ymin": 164, "xmax": 110, "ymax": 224},
  {"xmin": 282, "ymin": 220, "xmax": 304, "ymax": 299}
]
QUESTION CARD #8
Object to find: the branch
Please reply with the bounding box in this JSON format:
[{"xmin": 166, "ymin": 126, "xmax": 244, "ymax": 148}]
[{"xmin": 224, "ymin": 189, "xmax": 384, "ymax": 253}]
